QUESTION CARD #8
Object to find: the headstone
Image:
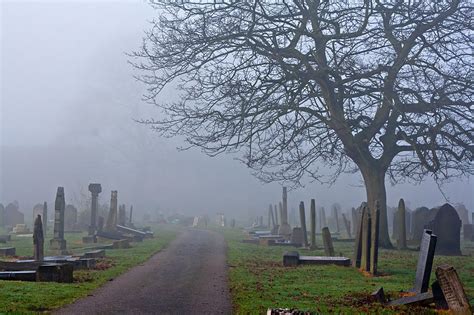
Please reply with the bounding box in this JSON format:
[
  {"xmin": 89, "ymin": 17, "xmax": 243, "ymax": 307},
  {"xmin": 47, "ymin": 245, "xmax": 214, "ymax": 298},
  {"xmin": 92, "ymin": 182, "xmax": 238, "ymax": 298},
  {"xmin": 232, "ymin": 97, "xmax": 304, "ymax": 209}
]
[
  {"xmin": 435, "ymin": 265, "xmax": 472, "ymax": 314},
  {"xmin": 342, "ymin": 213, "xmax": 352, "ymax": 239},
  {"xmin": 352, "ymin": 203, "xmax": 365, "ymax": 268},
  {"xmin": 351, "ymin": 207, "xmax": 358, "ymax": 235},
  {"xmin": 64, "ymin": 204, "xmax": 78, "ymax": 231},
  {"xmin": 463, "ymin": 224, "xmax": 473, "ymax": 240},
  {"xmin": 321, "ymin": 227, "xmax": 335, "ymax": 256},
  {"xmin": 332, "ymin": 204, "xmax": 340, "ymax": 233},
  {"xmin": 370, "ymin": 201, "xmax": 380, "ymax": 275},
  {"xmin": 410, "ymin": 207, "xmax": 430, "ymax": 244},
  {"xmin": 425, "ymin": 203, "xmax": 462, "ymax": 256},
  {"xmin": 274, "ymin": 205, "xmax": 279, "ymax": 226},
  {"xmin": 4, "ymin": 202, "xmax": 24, "ymax": 226},
  {"xmin": 129, "ymin": 205, "xmax": 133, "ymax": 226},
  {"xmin": 88, "ymin": 183, "xmax": 102, "ymax": 235},
  {"xmin": 290, "ymin": 227, "xmax": 304, "ymax": 247},
  {"xmin": 33, "ymin": 215, "xmax": 44, "ymax": 261},
  {"xmin": 0, "ymin": 247, "xmax": 16, "ymax": 256},
  {"xmin": 42, "ymin": 202, "xmax": 48, "ymax": 233},
  {"xmin": 310, "ymin": 199, "xmax": 316, "ymax": 249},
  {"xmin": 455, "ymin": 204, "xmax": 469, "ymax": 226},
  {"xmin": 299, "ymin": 202, "xmax": 308, "ymax": 247},
  {"xmin": 412, "ymin": 229, "xmax": 437, "ymax": 293},
  {"xmin": 268, "ymin": 205, "xmax": 275, "ymax": 228},
  {"xmin": 283, "ymin": 251, "xmax": 299, "ymax": 267},
  {"xmin": 105, "ymin": 191, "xmax": 118, "ymax": 231},
  {"xmin": 396, "ymin": 198, "xmax": 407, "ymax": 249},
  {"xmin": 278, "ymin": 187, "xmax": 292, "ymax": 238},
  {"xmin": 37, "ymin": 263, "xmax": 73, "ymax": 283},
  {"xmin": 118, "ymin": 205, "xmax": 127, "ymax": 226},
  {"xmin": 50, "ymin": 187, "xmax": 67, "ymax": 253},
  {"xmin": 360, "ymin": 204, "xmax": 371, "ymax": 272}
]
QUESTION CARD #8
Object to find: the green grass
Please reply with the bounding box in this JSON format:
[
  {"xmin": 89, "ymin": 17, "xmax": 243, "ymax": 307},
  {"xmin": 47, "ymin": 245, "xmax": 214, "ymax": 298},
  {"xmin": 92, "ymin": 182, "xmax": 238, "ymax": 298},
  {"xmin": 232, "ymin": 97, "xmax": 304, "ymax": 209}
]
[
  {"xmin": 222, "ymin": 228, "xmax": 474, "ymax": 314},
  {"xmin": 0, "ymin": 225, "xmax": 179, "ymax": 314}
]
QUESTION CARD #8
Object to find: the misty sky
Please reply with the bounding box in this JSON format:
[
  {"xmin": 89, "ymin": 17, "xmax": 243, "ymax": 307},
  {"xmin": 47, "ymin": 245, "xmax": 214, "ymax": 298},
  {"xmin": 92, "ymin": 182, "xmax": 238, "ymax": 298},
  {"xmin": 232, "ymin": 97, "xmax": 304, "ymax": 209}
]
[{"xmin": 1, "ymin": 1, "xmax": 473, "ymax": 221}]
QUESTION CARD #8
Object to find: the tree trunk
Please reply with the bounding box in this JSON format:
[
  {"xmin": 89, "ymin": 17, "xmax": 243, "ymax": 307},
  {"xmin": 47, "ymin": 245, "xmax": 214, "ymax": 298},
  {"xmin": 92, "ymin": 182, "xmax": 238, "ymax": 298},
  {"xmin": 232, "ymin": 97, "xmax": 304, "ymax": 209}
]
[{"xmin": 360, "ymin": 166, "xmax": 393, "ymax": 249}]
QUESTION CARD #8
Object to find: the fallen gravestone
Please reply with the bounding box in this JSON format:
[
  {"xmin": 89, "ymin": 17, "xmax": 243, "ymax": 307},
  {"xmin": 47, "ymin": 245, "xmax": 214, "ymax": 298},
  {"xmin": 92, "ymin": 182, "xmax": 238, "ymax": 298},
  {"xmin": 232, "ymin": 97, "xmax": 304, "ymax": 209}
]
[
  {"xmin": 435, "ymin": 265, "xmax": 472, "ymax": 314},
  {"xmin": 283, "ymin": 251, "xmax": 351, "ymax": 267}
]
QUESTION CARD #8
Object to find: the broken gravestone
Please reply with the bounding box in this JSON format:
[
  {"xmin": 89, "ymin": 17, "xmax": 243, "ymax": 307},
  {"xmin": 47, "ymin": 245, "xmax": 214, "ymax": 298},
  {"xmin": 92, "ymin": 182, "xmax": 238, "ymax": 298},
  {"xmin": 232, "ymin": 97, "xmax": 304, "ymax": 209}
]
[
  {"xmin": 435, "ymin": 264, "xmax": 472, "ymax": 314},
  {"xmin": 412, "ymin": 229, "xmax": 437, "ymax": 294}
]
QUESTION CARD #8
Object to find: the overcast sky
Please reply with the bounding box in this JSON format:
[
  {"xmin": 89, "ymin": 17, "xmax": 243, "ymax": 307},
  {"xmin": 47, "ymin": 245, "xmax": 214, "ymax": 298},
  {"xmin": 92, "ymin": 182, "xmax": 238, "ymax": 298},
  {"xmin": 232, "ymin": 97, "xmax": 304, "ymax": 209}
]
[{"xmin": 1, "ymin": 0, "xmax": 473, "ymax": 221}]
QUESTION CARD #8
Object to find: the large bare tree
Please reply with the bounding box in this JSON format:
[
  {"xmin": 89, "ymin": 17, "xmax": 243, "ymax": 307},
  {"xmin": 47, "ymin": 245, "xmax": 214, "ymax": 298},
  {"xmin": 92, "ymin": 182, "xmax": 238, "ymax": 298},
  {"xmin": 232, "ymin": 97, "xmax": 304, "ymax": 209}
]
[{"xmin": 133, "ymin": 0, "xmax": 473, "ymax": 247}]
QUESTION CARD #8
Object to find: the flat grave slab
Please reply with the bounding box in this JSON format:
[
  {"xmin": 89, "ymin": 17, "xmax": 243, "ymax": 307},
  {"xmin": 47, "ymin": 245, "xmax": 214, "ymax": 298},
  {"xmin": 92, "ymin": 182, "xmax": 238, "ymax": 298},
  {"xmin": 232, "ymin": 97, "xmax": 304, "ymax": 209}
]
[
  {"xmin": 388, "ymin": 292, "xmax": 434, "ymax": 306},
  {"xmin": 283, "ymin": 252, "xmax": 351, "ymax": 267},
  {"xmin": 82, "ymin": 249, "xmax": 106, "ymax": 259},
  {"xmin": 0, "ymin": 271, "xmax": 37, "ymax": 281},
  {"xmin": 241, "ymin": 239, "xmax": 259, "ymax": 245}
]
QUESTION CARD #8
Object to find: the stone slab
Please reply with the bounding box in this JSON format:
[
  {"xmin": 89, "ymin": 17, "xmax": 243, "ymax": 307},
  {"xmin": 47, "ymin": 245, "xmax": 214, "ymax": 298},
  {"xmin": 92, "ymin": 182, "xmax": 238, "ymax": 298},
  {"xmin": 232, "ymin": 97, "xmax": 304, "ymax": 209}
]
[
  {"xmin": 0, "ymin": 271, "xmax": 37, "ymax": 281},
  {"xmin": 388, "ymin": 292, "xmax": 434, "ymax": 306},
  {"xmin": 82, "ymin": 249, "xmax": 105, "ymax": 259},
  {"xmin": 36, "ymin": 263, "xmax": 73, "ymax": 283},
  {"xmin": 299, "ymin": 256, "xmax": 351, "ymax": 267},
  {"xmin": 0, "ymin": 247, "xmax": 16, "ymax": 256}
]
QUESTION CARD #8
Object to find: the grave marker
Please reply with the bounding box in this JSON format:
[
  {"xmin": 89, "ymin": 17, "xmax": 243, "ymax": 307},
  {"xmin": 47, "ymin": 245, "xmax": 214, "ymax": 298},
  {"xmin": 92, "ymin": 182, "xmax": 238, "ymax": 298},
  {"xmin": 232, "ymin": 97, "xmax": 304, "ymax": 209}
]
[
  {"xmin": 412, "ymin": 229, "xmax": 437, "ymax": 293},
  {"xmin": 322, "ymin": 227, "xmax": 335, "ymax": 256},
  {"xmin": 426, "ymin": 203, "xmax": 462, "ymax": 256},
  {"xmin": 360, "ymin": 205, "xmax": 371, "ymax": 272},
  {"xmin": 396, "ymin": 198, "xmax": 407, "ymax": 249},
  {"xmin": 278, "ymin": 187, "xmax": 292, "ymax": 238},
  {"xmin": 352, "ymin": 203, "xmax": 365, "ymax": 268},
  {"xmin": 435, "ymin": 265, "xmax": 471, "ymax": 314},
  {"xmin": 105, "ymin": 191, "xmax": 118, "ymax": 231},
  {"xmin": 342, "ymin": 213, "xmax": 352, "ymax": 239},
  {"xmin": 88, "ymin": 183, "xmax": 102, "ymax": 235},
  {"xmin": 50, "ymin": 187, "xmax": 67, "ymax": 254},
  {"xmin": 370, "ymin": 201, "xmax": 380, "ymax": 275},
  {"xmin": 310, "ymin": 199, "xmax": 316, "ymax": 249},
  {"xmin": 33, "ymin": 215, "xmax": 44, "ymax": 261},
  {"xmin": 299, "ymin": 202, "xmax": 308, "ymax": 247}
]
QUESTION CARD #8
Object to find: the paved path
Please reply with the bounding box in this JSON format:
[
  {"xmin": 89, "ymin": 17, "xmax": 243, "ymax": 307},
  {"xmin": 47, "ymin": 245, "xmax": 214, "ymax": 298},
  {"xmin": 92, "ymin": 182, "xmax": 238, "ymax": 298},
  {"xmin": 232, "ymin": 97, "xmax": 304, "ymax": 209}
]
[{"xmin": 56, "ymin": 229, "xmax": 232, "ymax": 315}]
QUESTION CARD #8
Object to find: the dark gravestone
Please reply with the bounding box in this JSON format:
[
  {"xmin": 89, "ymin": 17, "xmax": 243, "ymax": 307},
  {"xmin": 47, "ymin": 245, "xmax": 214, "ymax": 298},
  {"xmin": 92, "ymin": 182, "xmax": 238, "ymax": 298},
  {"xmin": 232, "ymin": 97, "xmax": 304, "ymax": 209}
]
[
  {"xmin": 410, "ymin": 207, "xmax": 430, "ymax": 244},
  {"xmin": 370, "ymin": 201, "xmax": 380, "ymax": 275},
  {"xmin": 50, "ymin": 187, "xmax": 67, "ymax": 254},
  {"xmin": 435, "ymin": 265, "xmax": 472, "ymax": 314},
  {"xmin": 33, "ymin": 215, "xmax": 44, "ymax": 261},
  {"xmin": 425, "ymin": 203, "xmax": 462, "ymax": 256},
  {"xmin": 283, "ymin": 251, "xmax": 299, "ymax": 267},
  {"xmin": 396, "ymin": 198, "xmax": 407, "ymax": 249},
  {"xmin": 310, "ymin": 199, "xmax": 316, "ymax": 249},
  {"xmin": 36, "ymin": 263, "xmax": 73, "ymax": 283},
  {"xmin": 352, "ymin": 203, "xmax": 365, "ymax": 268},
  {"xmin": 463, "ymin": 224, "xmax": 473, "ymax": 241},
  {"xmin": 342, "ymin": 213, "xmax": 352, "ymax": 239},
  {"xmin": 412, "ymin": 229, "xmax": 437, "ymax": 294},
  {"xmin": 322, "ymin": 227, "xmax": 335, "ymax": 256},
  {"xmin": 0, "ymin": 247, "xmax": 16, "ymax": 256},
  {"xmin": 299, "ymin": 202, "xmax": 308, "ymax": 247},
  {"xmin": 290, "ymin": 227, "xmax": 304, "ymax": 247}
]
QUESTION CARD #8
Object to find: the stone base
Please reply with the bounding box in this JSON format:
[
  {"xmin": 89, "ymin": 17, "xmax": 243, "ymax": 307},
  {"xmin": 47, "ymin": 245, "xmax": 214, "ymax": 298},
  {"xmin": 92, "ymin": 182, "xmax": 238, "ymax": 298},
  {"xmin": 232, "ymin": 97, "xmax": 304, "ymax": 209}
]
[{"xmin": 278, "ymin": 223, "xmax": 292, "ymax": 239}]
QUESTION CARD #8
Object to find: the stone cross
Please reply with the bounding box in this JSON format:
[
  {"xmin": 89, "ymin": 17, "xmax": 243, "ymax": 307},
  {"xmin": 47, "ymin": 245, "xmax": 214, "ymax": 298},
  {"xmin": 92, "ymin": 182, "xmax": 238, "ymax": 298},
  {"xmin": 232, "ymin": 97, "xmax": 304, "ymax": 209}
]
[
  {"xmin": 50, "ymin": 187, "xmax": 67, "ymax": 253},
  {"xmin": 370, "ymin": 201, "xmax": 380, "ymax": 275},
  {"xmin": 310, "ymin": 199, "xmax": 316, "ymax": 249},
  {"xmin": 299, "ymin": 201, "xmax": 308, "ymax": 247},
  {"xmin": 360, "ymin": 204, "xmax": 371, "ymax": 272},
  {"xmin": 412, "ymin": 229, "xmax": 437, "ymax": 293},
  {"xmin": 33, "ymin": 214, "xmax": 44, "ymax": 261},
  {"xmin": 88, "ymin": 183, "xmax": 102, "ymax": 235},
  {"xmin": 397, "ymin": 198, "xmax": 407, "ymax": 249},
  {"xmin": 105, "ymin": 191, "xmax": 118, "ymax": 231},
  {"xmin": 42, "ymin": 202, "xmax": 48, "ymax": 233},
  {"xmin": 435, "ymin": 265, "xmax": 472, "ymax": 313},
  {"xmin": 322, "ymin": 227, "xmax": 335, "ymax": 256}
]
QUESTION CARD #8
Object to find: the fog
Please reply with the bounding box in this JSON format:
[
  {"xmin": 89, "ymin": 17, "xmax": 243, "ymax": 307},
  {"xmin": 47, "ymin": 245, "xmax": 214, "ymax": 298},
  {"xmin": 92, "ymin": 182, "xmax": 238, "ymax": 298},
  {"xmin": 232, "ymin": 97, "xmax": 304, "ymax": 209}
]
[{"xmin": 1, "ymin": 1, "xmax": 473, "ymax": 222}]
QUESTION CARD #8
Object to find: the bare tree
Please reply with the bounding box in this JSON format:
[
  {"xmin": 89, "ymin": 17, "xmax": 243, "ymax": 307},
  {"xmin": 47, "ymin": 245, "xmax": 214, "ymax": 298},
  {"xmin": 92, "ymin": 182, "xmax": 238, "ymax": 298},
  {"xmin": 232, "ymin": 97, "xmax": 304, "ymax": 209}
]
[{"xmin": 132, "ymin": 0, "xmax": 473, "ymax": 247}]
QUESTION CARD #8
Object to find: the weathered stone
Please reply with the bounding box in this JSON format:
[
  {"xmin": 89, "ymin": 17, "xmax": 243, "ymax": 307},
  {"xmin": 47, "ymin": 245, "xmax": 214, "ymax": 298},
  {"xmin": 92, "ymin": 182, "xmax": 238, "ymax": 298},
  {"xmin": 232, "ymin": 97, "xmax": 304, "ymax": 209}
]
[
  {"xmin": 290, "ymin": 227, "xmax": 304, "ymax": 247},
  {"xmin": 36, "ymin": 263, "xmax": 73, "ymax": 283},
  {"xmin": 0, "ymin": 247, "xmax": 16, "ymax": 256},
  {"xmin": 83, "ymin": 249, "xmax": 106, "ymax": 259},
  {"xmin": 269, "ymin": 204, "xmax": 275, "ymax": 228},
  {"xmin": 331, "ymin": 204, "xmax": 340, "ymax": 233},
  {"xmin": 463, "ymin": 224, "xmax": 473, "ymax": 241},
  {"xmin": 410, "ymin": 207, "xmax": 430, "ymax": 244},
  {"xmin": 4, "ymin": 202, "xmax": 24, "ymax": 227},
  {"xmin": 370, "ymin": 201, "xmax": 380, "ymax": 275},
  {"xmin": 299, "ymin": 202, "xmax": 308, "ymax": 247},
  {"xmin": 396, "ymin": 198, "xmax": 407, "ymax": 249},
  {"xmin": 33, "ymin": 215, "xmax": 44, "ymax": 261},
  {"xmin": 412, "ymin": 229, "xmax": 437, "ymax": 294},
  {"xmin": 42, "ymin": 202, "xmax": 48, "ymax": 233},
  {"xmin": 435, "ymin": 265, "xmax": 471, "ymax": 314},
  {"xmin": 389, "ymin": 292, "xmax": 434, "ymax": 306},
  {"xmin": 283, "ymin": 251, "xmax": 299, "ymax": 266},
  {"xmin": 321, "ymin": 227, "xmax": 335, "ymax": 256},
  {"xmin": 310, "ymin": 199, "xmax": 316, "ymax": 249},
  {"xmin": 65, "ymin": 204, "xmax": 78, "ymax": 231},
  {"xmin": 352, "ymin": 203, "xmax": 365, "ymax": 268},
  {"xmin": 279, "ymin": 188, "xmax": 292, "ymax": 238},
  {"xmin": 425, "ymin": 203, "xmax": 462, "ymax": 256},
  {"xmin": 88, "ymin": 183, "xmax": 102, "ymax": 235},
  {"xmin": 274, "ymin": 204, "xmax": 279, "ymax": 226},
  {"xmin": 0, "ymin": 271, "xmax": 37, "ymax": 281},
  {"xmin": 342, "ymin": 213, "xmax": 352, "ymax": 239},
  {"xmin": 105, "ymin": 190, "xmax": 118, "ymax": 231},
  {"xmin": 371, "ymin": 287, "xmax": 386, "ymax": 304},
  {"xmin": 50, "ymin": 187, "xmax": 67, "ymax": 253},
  {"xmin": 360, "ymin": 205, "xmax": 371, "ymax": 272}
]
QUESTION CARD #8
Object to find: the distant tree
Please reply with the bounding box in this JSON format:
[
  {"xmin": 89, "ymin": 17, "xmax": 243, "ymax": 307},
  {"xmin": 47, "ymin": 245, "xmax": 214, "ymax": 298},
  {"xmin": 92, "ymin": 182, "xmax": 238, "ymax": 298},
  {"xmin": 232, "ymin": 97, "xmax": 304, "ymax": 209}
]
[{"xmin": 132, "ymin": 0, "xmax": 473, "ymax": 247}]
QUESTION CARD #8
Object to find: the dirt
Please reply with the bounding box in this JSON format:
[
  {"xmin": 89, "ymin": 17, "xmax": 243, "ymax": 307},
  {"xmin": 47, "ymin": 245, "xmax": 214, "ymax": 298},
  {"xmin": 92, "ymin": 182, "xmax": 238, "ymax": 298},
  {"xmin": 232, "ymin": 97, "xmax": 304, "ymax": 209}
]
[{"xmin": 55, "ymin": 229, "xmax": 232, "ymax": 314}]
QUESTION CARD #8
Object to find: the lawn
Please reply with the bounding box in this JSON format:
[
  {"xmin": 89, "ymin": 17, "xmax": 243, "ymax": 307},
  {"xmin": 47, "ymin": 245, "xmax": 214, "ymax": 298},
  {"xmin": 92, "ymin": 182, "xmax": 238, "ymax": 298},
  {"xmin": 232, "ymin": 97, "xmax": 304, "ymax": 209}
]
[
  {"xmin": 222, "ymin": 228, "xmax": 474, "ymax": 314},
  {"xmin": 0, "ymin": 225, "xmax": 178, "ymax": 314}
]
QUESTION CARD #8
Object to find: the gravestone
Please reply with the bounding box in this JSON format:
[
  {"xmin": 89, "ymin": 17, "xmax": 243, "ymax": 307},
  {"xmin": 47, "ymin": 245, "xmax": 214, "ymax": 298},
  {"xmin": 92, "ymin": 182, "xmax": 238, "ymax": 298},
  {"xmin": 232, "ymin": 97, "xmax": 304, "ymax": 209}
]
[
  {"xmin": 332, "ymin": 204, "xmax": 340, "ymax": 233},
  {"xmin": 352, "ymin": 203, "xmax": 365, "ymax": 268},
  {"xmin": 455, "ymin": 204, "xmax": 469, "ymax": 226},
  {"xmin": 274, "ymin": 205, "xmax": 279, "ymax": 226},
  {"xmin": 118, "ymin": 205, "xmax": 127, "ymax": 226},
  {"xmin": 4, "ymin": 202, "xmax": 24, "ymax": 226},
  {"xmin": 342, "ymin": 213, "xmax": 352, "ymax": 238},
  {"xmin": 321, "ymin": 227, "xmax": 335, "ymax": 256},
  {"xmin": 310, "ymin": 199, "xmax": 316, "ymax": 249},
  {"xmin": 33, "ymin": 215, "xmax": 44, "ymax": 261},
  {"xmin": 463, "ymin": 224, "xmax": 473, "ymax": 241},
  {"xmin": 88, "ymin": 183, "xmax": 102, "ymax": 235},
  {"xmin": 105, "ymin": 191, "xmax": 118, "ymax": 231},
  {"xmin": 351, "ymin": 207, "xmax": 358, "ymax": 235},
  {"xmin": 320, "ymin": 207, "xmax": 327, "ymax": 231},
  {"xmin": 425, "ymin": 203, "xmax": 462, "ymax": 256},
  {"xmin": 360, "ymin": 205, "xmax": 371, "ymax": 272},
  {"xmin": 0, "ymin": 247, "xmax": 16, "ymax": 256},
  {"xmin": 435, "ymin": 265, "xmax": 472, "ymax": 314},
  {"xmin": 370, "ymin": 201, "xmax": 380, "ymax": 275},
  {"xmin": 65, "ymin": 204, "xmax": 78, "ymax": 231},
  {"xmin": 42, "ymin": 202, "xmax": 48, "ymax": 233},
  {"xmin": 129, "ymin": 205, "xmax": 133, "ymax": 226},
  {"xmin": 269, "ymin": 205, "xmax": 275, "ymax": 228},
  {"xmin": 299, "ymin": 202, "xmax": 308, "ymax": 247},
  {"xmin": 290, "ymin": 227, "xmax": 304, "ymax": 247},
  {"xmin": 410, "ymin": 207, "xmax": 430, "ymax": 244},
  {"xmin": 50, "ymin": 187, "xmax": 67, "ymax": 254},
  {"xmin": 278, "ymin": 187, "xmax": 292, "ymax": 238},
  {"xmin": 396, "ymin": 198, "xmax": 407, "ymax": 249},
  {"xmin": 412, "ymin": 229, "xmax": 437, "ymax": 293}
]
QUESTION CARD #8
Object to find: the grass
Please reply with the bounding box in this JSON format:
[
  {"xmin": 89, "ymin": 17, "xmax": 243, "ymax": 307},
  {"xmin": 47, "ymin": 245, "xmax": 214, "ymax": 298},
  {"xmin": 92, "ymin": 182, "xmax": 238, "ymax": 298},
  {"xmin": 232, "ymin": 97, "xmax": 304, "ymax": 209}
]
[
  {"xmin": 0, "ymin": 224, "xmax": 179, "ymax": 314},
  {"xmin": 222, "ymin": 228, "xmax": 474, "ymax": 314}
]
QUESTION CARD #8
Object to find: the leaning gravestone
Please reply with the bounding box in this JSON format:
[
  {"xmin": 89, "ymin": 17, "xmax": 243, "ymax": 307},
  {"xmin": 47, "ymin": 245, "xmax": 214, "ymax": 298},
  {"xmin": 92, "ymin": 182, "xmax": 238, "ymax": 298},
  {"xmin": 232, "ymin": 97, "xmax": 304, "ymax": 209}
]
[
  {"xmin": 410, "ymin": 207, "xmax": 430, "ymax": 244},
  {"xmin": 321, "ymin": 227, "xmax": 335, "ymax": 256},
  {"xmin": 33, "ymin": 214, "xmax": 44, "ymax": 261},
  {"xmin": 412, "ymin": 229, "xmax": 437, "ymax": 294},
  {"xmin": 435, "ymin": 264, "xmax": 472, "ymax": 314},
  {"xmin": 425, "ymin": 203, "xmax": 462, "ymax": 256},
  {"xmin": 50, "ymin": 187, "xmax": 67, "ymax": 254}
]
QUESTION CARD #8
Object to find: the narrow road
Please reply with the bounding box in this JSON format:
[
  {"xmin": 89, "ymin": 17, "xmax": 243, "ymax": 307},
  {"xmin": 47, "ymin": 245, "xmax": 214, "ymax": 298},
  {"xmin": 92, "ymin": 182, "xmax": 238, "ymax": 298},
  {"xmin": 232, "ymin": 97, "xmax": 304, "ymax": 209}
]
[{"xmin": 56, "ymin": 229, "xmax": 232, "ymax": 315}]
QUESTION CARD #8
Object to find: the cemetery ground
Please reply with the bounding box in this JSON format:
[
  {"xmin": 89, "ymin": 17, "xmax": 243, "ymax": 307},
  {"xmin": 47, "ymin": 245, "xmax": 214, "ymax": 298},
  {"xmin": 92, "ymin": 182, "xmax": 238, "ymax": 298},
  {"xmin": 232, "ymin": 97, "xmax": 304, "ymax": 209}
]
[
  {"xmin": 221, "ymin": 228, "xmax": 474, "ymax": 314},
  {"xmin": 0, "ymin": 225, "xmax": 177, "ymax": 313}
]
